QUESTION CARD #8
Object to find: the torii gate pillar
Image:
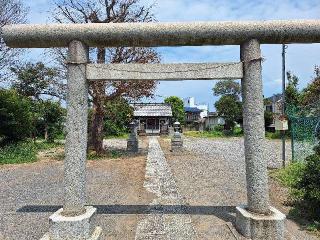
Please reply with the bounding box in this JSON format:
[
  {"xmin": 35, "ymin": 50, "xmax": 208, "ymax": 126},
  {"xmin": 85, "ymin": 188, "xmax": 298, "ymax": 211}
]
[
  {"xmin": 41, "ymin": 40, "xmax": 102, "ymax": 240},
  {"xmin": 235, "ymin": 39, "xmax": 286, "ymax": 239}
]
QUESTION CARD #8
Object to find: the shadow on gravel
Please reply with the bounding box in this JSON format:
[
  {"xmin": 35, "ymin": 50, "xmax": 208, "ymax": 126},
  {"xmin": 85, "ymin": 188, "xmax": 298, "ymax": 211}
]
[{"xmin": 17, "ymin": 205, "xmax": 235, "ymax": 222}]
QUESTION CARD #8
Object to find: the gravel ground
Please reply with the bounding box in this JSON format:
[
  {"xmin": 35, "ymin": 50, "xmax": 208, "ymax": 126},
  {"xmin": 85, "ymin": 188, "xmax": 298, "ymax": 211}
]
[
  {"xmin": 0, "ymin": 137, "xmax": 317, "ymax": 240},
  {"xmin": 0, "ymin": 139, "xmax": 152, "ymax": 240},
  {"xmin": 183, "ymin": 137, "xmax": 292, "ymax": 169},
  {"xmin": 159, "ymin": 136, "xmax": 316, "ymax": 240}
]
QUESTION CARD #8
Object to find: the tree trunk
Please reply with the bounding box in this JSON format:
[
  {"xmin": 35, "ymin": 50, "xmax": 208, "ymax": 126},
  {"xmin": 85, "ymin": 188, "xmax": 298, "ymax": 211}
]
[
  {"xmin": 90, "ymin": 100, "xmax": 105, "ymax": 154},
  {"xmin": 44, "ymin": 124, "xmax": 48, "ymax": 141},
  {"xmin": 89, "ymin": 48, "xmax": 106, "ymax": 155}
]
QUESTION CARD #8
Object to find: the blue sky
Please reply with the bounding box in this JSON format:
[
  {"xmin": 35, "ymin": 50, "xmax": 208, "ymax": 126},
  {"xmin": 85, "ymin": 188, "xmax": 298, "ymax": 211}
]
[{"xmin": 23, "ymin": 0, "xmax": 320, "ymax": 110}]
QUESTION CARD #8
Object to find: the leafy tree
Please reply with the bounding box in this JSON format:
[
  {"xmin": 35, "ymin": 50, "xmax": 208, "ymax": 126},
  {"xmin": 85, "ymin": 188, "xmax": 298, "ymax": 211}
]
[
  {"xmin": 0, "ymin": 89, "xmax": 33, "ymax": 143},
  {"xmin": 213, "ymin": 80, "xmax": 242, "ymax": 130},
  {"xmin": 300, "ymin": 66, "xmax": 320, "ymax": 115},
  {"xmin": 164, "ymin": 96, "xmax": 185, "ymax": 124},
  {"xmin": 36, "ymin": 101, "xmax": 66, "ymax": 142},
  {"xmin": 213, "ymin": 80, "xmax": 241, "ymax": 98},
  {"xmin": 285, "ymin": 71, "xmax": 300, "ymax": 107},
  {"xmin": 103, "ymin": 97, "xmax": 133, "ymax": 137},
  {"xmin": 0, "ymin": 0, "xmax": 28, "ymax": 81},
  {"xmin": 215, "ymin": 95, "xmax": 242, "ymax": 130},
  {"xmin": 11, "ymin": 62, "xmax": 65, "ymax": 100},
  {"xmin": 52, "ymin": 0, "xmax": 160, "ymax": 154}
]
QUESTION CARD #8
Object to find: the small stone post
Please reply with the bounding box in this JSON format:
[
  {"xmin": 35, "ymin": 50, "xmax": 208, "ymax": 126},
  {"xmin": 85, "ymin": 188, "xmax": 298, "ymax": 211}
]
[
  {"xmin": 171, "ymin": 121, "xmax": 183, "ymax": 151},
  {"xmin": 41, "ymin": 40, "xmax": 101, "ymax": 240},
  {"xmin": 235, "ymin": 39, "xmax": 285, "ymax": 240},
  {"xmin": 127, "ymin": 120, "xmax": 139, "ymax": 153}
]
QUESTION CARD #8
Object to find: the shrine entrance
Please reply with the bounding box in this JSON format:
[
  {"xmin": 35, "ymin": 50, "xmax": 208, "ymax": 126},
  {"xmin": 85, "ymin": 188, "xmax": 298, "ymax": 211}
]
[{"xmin": 4, "ymin": 20, "xmax": 320, "ymax": 240}]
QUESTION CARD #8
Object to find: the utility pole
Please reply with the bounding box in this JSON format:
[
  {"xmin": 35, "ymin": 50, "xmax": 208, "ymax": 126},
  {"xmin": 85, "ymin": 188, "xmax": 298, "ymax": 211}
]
[{"xmin": 281, "ymin": 44, "xmax": 288, "ymax": 168}]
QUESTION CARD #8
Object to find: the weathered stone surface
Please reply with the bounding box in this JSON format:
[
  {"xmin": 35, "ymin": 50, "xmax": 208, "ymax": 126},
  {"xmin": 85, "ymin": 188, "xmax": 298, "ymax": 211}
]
[
  {"xmin": 241, "ymin": 39, "xmax": 270, "ymax": 215},
  {"xmin": 127, "ymin": 121, "xmax": 139, "ymax": 153},
  {"xmin": 87, "ymin": 63, "xmax": 243, "ymax": 81},
  {"xmin": 171, "ymin": 132, "xmax": 183, "ymax": 151},
  {"xmin": 40, "ymin": 206, "xmax": 102, "ymax": 240},
  {"xmin": 63, "ymin": 40, "xmax": 89, "ymax": 215},
  {"xmin": 136, "ymin": 137, "xmax": 196, "ymax": 239},
  {"xmin": 4, "ymin": 20, "xmax": 320, "ymax": 48},
  {"xmin": 127, "ymin": 139, "xmax": 138, "ymax": 153},
  {"xmin": 235, "ymin": 205, "xmax": 286, "ymax": 240}
]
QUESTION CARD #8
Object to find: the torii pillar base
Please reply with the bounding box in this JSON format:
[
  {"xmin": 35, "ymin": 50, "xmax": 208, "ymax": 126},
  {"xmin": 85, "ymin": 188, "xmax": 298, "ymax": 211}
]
[
  {"xmin": 40, "ymin": 206, "xmax": 102, "ymax": 240},
  {"xmin": 235, "ymin": 205, "xmax": 286, "ymax": 240}
]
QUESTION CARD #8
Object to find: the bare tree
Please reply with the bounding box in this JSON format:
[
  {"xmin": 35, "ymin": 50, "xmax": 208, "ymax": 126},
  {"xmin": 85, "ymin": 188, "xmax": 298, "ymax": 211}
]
[
  {"xmin": 53, "ymin": 0, "xmax": 160, "ymax": 154},
  {"xmin": 0, "ymin": 0, "xmax": 28, "ymax": 82}
]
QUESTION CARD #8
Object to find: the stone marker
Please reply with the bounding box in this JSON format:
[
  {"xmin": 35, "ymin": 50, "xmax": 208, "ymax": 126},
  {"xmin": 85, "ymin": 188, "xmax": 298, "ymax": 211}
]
[
  {"xmin": 127, "ymin": 120, "xmax": 139, "ymax": 153},
  {"xmin": 171, "ymin": 122, "xmax": 183, "ymax": 151}
]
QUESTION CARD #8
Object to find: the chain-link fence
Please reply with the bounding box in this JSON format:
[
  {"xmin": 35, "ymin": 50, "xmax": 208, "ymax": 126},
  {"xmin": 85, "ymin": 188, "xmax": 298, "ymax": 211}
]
[{"xmin": 287, "ymin": 103, "xmax": 320, "ymax": 161}]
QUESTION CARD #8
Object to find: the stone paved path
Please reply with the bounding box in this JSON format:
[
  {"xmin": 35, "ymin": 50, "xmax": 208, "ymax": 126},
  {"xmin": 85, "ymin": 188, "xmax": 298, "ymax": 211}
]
[{"xmin": 135, "ymin": 136, "xmax": 196, "ymax": 239}]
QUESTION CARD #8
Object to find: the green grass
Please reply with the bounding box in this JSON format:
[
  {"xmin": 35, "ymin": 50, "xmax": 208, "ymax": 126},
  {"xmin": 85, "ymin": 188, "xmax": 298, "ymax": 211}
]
[
  {"xmin": 185, "ymin": 129, "xmax": 291, "ymax": 140},
  {"xmin": 88, "ymin": 150, "xmax": 123, "ymax": 160},
  {"xmin": 105, "ymin": 133, "xmax": 129, "ymax": 139},
  {"xmin": 184, "ymin": 127, "xmax": 243, "ymax": 138},
  {"xmin": 0, "ymin": 140, "xmax": 63, "ymax": 165},
  {"xmin": 265, "ymin": 131, "xmax": 291, "ymax": 140},
  {"xmin": 184, "ymin": 130, "xmax": 224, "ymax": 138}
]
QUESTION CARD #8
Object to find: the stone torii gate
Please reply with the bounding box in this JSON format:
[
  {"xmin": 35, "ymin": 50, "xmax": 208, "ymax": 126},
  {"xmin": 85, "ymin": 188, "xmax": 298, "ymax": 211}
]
[{"xmin": 3, "ymin": 20, "xmax": 320, "ymax": 240}]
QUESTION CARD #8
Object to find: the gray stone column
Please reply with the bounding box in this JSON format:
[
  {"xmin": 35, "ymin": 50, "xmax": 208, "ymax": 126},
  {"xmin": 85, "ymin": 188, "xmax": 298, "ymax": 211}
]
[
  {"xmin": 63, "ymin": 40, "xmax": 89, "ymax": 216},
  {"xmin": 41, "ymin": 40, "xmax": 102, "ymax": 240},
  {"xmin": 240, "ymin": 39, "xmax": 269, "ymax": 214},
  {"xmin": 236, "ymin": 39, "xmax": 286, "ymax": 240}
]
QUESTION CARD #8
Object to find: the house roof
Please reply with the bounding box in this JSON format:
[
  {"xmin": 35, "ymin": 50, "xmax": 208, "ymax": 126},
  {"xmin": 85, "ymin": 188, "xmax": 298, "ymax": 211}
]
[
  {"xmin": 207, "ymin": 112, "xmax": 219, "ymax": 117},
  {"xmin": 132, "ymin": 103, "xmax": 172, "ymax": 117},
  {"xmin": 184, "ymin": 106, "xmax": 202, "ymax": 113},
  {"xmin": 265, "ymin": 94, "xmax": 283, "ymax": 104}
]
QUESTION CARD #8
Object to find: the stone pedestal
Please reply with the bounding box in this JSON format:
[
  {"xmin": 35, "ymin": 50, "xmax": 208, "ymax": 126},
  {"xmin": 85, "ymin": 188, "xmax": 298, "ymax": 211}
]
[
  {"xmin": 236, "ymin": 205, "xmax": 286, "ymax": 240},
  {"xmin": 127, "ymin": 138, "xmax": 138, "ymax": 153},
  {"xmin": 127, "ymin": 121, "xmax": 139, "ymax": 153},
  {"xmin": 171, "ymin": 132, "xmax": 183, "ymax": 151},
  {"xmin": 41, "ymin": 206, "xmax": 102, "ymax": 240}
]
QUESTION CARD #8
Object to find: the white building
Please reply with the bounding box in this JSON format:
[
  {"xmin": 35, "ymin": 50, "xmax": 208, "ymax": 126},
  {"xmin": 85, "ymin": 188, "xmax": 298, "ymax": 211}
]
[{"xmin": 183, "ymin": 97, "xmax": 208, "ymax": 118}]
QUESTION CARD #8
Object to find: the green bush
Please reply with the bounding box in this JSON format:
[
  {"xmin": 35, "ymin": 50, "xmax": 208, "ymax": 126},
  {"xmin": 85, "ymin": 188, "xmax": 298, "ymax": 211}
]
[
  {"xmin": 0, "ymin": 141, "xmax": 37, "ymax": 164},
  {"xmin": 214, "ymin": 125, "xmax": 224, "ymax": 132},
  {"xmin": 0, "ymin": 140, "xmax": 62, "ymax": 165},
  {"xmin": 273, "ymin": 142, "xmax": 320, "ymax": 227},
  {"xmin": 0, "ymin": 89, "xmax": 34, "ymax": 143},
  {"xmin": 295, "ymin": 144, "xmax": 320, "ymax": 220},
  {"xmin": 272, "ymin": 161, "xmax": 306, "ymax": 200},
  {"xmin": 35, "ymin": 101, "xmax": 66, "ymax": 142},
  {"xmin": 265, "ymin": 131, "xmax": 291, "ymax": 140}
]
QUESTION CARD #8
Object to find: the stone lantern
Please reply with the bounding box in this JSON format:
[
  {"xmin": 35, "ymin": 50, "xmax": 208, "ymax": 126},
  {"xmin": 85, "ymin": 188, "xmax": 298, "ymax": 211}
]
[
  {"xmin": 127, "ymin": 120, "xmax": 139, "ymax": 153},
  {"xmin": 171, "ymin": 121, "xmax": 183, "ymax": 151}
]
